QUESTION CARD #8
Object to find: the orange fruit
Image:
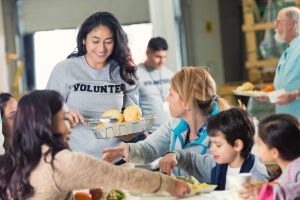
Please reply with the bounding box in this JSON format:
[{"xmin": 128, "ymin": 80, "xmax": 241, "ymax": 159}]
[
  {"xmin": 74, "ymin": 192, "xmax": 92, "ymax": 200},
  {"xmin": 264, "ymin": 85, "xmax": 274, "ymax": 92}
]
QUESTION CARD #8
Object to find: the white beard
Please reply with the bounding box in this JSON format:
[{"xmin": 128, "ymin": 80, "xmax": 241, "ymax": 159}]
[{"xmin": 274, "ymin": 32, "xmax": 286, "ymax": 43}]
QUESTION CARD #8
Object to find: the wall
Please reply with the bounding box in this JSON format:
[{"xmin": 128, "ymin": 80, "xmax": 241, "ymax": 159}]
[
  {"xmin": 148, "ymin": 0, "xmax": 182, "ymax": 72},
  {"xmin": 18, "ymin": 0, "xmax": 150, "ymax": 33},
  {"xmin": 0, "ymin": 0, "xmax": 9, "ymax": 92},
  {"xmin": 182, "ymin": 0, "xmax": 224, "ymax": 85},
  {"xmin": 219, "ymin": 0, "xmax": 246, "ymax": 82}
]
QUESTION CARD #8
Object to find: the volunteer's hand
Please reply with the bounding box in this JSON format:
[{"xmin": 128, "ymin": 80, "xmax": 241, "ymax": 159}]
[
  {"xmin": 102, "ymin": 144, "xmax": 130, "ymax": 162},
  {"xmin": 159, "ymin": 153, "xmax": 177, "ymax": 175},
  {"xmin": 67, "ymin": 110, "xmax": 86, "ymax": 127},
  {"xmin": 275, "ymin": 92, "xmax": 296, "ymax": 105}
]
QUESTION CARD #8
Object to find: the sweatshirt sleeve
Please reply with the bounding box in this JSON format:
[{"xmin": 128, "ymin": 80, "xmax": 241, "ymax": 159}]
[
  {"xmin": 128, "ymin": 119, "xmax": 174, "ymax": 164},
  {"xmin": 175, "ymin": 150, "xmax": 215, "ymax": 183},
  {"xmin": 53, "ymin": 150, "xmax": 176, "ymax": 194},
  {"xmin": 46, "ymin": 63, "xmax": 70, "ymax": 100}
]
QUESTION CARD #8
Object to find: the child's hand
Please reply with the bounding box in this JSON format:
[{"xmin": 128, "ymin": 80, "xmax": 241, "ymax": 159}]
[
  {"xmin": 239, "ymin": 181, "xmax": 263, "ymax": 200},
  {"xmin": 159, "ymin": 152, "xmax": 177, "ymax": 174}
]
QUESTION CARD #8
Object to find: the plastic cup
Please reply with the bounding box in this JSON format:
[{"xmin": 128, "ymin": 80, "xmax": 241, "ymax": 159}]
[{"xmin": 227, "ymin": 173, "xmax": 252, "ymax": 200}]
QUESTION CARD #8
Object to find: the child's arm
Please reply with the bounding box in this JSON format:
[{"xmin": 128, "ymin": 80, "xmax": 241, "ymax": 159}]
[
  {"xmin": 267, "ymin": 182, "xmax": 300, "ymax": 200},
  {"xmin": 176, "ymin": 150, "xmax": 215, "ymax": 183},
  {"xmin": 240, "ymin": 182, "xmax": 300, "ymax": 200},
  {"xmin": 160, "ymin": 150, "xmax": 215, "ymax": 183}
]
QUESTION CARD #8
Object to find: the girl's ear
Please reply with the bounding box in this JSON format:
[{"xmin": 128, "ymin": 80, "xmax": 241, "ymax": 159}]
[
  {"xmin": 234, "ymin": 139, "xmax": 244, "ymax": 152},
  {"xmin": 83, "ymin": 39, "xmax": 86, "ymax": 45}
]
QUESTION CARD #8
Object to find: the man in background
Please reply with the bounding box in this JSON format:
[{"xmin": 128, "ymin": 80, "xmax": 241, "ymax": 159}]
[
  {"xmin": 137, "ymin": 37, "xmax": 174, "ymax": 135},
  {"xmin": 258, "ymin": 7, "xmax": 300, "ymax": 118}
]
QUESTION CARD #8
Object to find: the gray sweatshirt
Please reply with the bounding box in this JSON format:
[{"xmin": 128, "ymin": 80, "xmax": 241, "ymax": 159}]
[
  {"xmin": 136, "ymin": 64, "xmax": 173, "ymax": 132},
  {"xmin": 46, "ymin": 56, "xmax": 138, "ymax": 158},
  {"xmin": 174, "ymin": 150, "xmax": 269, "ymax": 185}
]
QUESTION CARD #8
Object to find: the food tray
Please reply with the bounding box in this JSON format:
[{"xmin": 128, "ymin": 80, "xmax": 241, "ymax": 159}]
[
  {"xmin": 232, "ymin": 90, "xmax": 267, "ymax": 97},
  {"xmin": 90, "ymin": 115, "xmax": 156, "ymax": 139}
]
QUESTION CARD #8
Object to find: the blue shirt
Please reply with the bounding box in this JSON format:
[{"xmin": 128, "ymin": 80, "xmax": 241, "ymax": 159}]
[{"xmin": 274, "ymin": 36, "xmax": 300, "ymax": 118}]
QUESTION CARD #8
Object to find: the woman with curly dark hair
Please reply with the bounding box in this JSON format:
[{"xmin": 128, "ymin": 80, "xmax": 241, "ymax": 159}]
[
  {"xmin": 0, "ymin": 90, "xmax": 190, "ymax": 200},
  {"xmin": 46, "ymin": 12, "xmax": 138, "ymax": 158}
]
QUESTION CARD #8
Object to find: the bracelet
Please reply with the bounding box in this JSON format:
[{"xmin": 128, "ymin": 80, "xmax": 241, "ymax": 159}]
[{"xmin": 153, "ymin": 173, "xmax": 163, "ymax": 193}]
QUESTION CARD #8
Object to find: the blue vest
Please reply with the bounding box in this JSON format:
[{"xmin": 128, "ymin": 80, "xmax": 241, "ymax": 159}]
[
  {"xmin": 170, "ymin": 100, "xmax": 219, "ymax": 154},
  {"xmin": 211, "ymin": 154, "xmax": 255, "ymax": 190}
]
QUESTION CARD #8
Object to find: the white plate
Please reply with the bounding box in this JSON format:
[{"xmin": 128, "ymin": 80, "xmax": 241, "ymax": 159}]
[
  {"xmin": 188, "ymin": 184, "xmax": 217, "ymax": 196},
  {"xmin": 267, "ymin": 89, "xmax": 286, "ymax": 103},
  {"xmin": 232, "ymin": 90, "xmax": 267, "ymax": 97}
]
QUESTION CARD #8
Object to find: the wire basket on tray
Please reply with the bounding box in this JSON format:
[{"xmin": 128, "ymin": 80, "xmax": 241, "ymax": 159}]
[{"xmin": 90, "ymin": 115, "xmax": 156, "ymax": 139}]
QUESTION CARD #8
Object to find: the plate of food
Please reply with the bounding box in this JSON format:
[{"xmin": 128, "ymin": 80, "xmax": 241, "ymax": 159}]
[
  {"xmin": 105, "ymin": 189, "xmax": 126, "ymax": 200},
  {"xmin": 233, "ymin": 82, "xmax": 267, "ymax": 97},
  {"xmin": 232, "ymin": 90, "xmax": 267, "ymax": 97},
  {"xmin": 175, "ymin": 176, "xmax": 217, "ymax": 196}
]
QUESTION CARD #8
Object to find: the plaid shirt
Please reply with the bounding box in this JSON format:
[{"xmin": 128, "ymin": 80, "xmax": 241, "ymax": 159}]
[{"xmin": 259, "ymin": 157, "xmax": 300, "ymax": 200}]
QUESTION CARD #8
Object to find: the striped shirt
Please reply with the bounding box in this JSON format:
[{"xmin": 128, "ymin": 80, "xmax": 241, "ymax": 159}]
[{"xmin": 259, "ymin": 157, "xmax": 300, "ymax": 200}]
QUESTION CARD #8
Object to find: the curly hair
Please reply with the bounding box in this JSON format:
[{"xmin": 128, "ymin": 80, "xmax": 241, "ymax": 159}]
[
  {"xmin": 0, "ymin": 90, "xmax": 67, "ymax": 199},
  {"xmin": 67, "ymin": 12, "xmax": 137, "ymax": 85}
]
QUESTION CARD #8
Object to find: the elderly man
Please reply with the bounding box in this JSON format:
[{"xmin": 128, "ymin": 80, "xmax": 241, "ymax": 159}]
[
  {"xmin": 136, "ymin": 37, "xmax": 173, "ymax": 134},
  {"xmin": 269, "ymin": 6, "xmax": 300, "ymax": 118}
]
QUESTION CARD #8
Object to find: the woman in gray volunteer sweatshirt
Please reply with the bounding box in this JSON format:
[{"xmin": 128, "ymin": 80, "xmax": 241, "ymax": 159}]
[
  {"xmin": 46, "ymin": 12, "xmax": 138, "ymax": 158},
  {"xmin": 102, "ymin": 67, "xmax": 230, "ymax": 178}
]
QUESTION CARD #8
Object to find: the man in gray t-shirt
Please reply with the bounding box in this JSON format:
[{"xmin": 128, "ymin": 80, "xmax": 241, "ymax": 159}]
[{"xmin": 137, "ymin": 37, "xmax": 173, "ymax": 134}]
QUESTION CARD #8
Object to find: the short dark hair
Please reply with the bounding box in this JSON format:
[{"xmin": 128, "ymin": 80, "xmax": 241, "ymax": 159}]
[
  {"xmin": 147, "ymin": 37, "xmax": 168, "ymax": 52},
  {"xmin": 207, "ymin": 107, "xmax": 255, "ymax": 158},
  {"xmin": 258, "ymin": 114, "xmax": 300, "ymax": 161}
]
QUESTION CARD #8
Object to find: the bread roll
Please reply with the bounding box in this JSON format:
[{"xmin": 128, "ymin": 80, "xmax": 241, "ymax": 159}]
[
  {"xmin": 236, "ymin": 82, "xmax": 254, "ymax": 91},
  {"xmin": 123, "ymin": 105, "xmax": 142, "ymax": 122},
  {"xmin": 102, "ymin": 109, "xmax": 124, "ymax": 123}
]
